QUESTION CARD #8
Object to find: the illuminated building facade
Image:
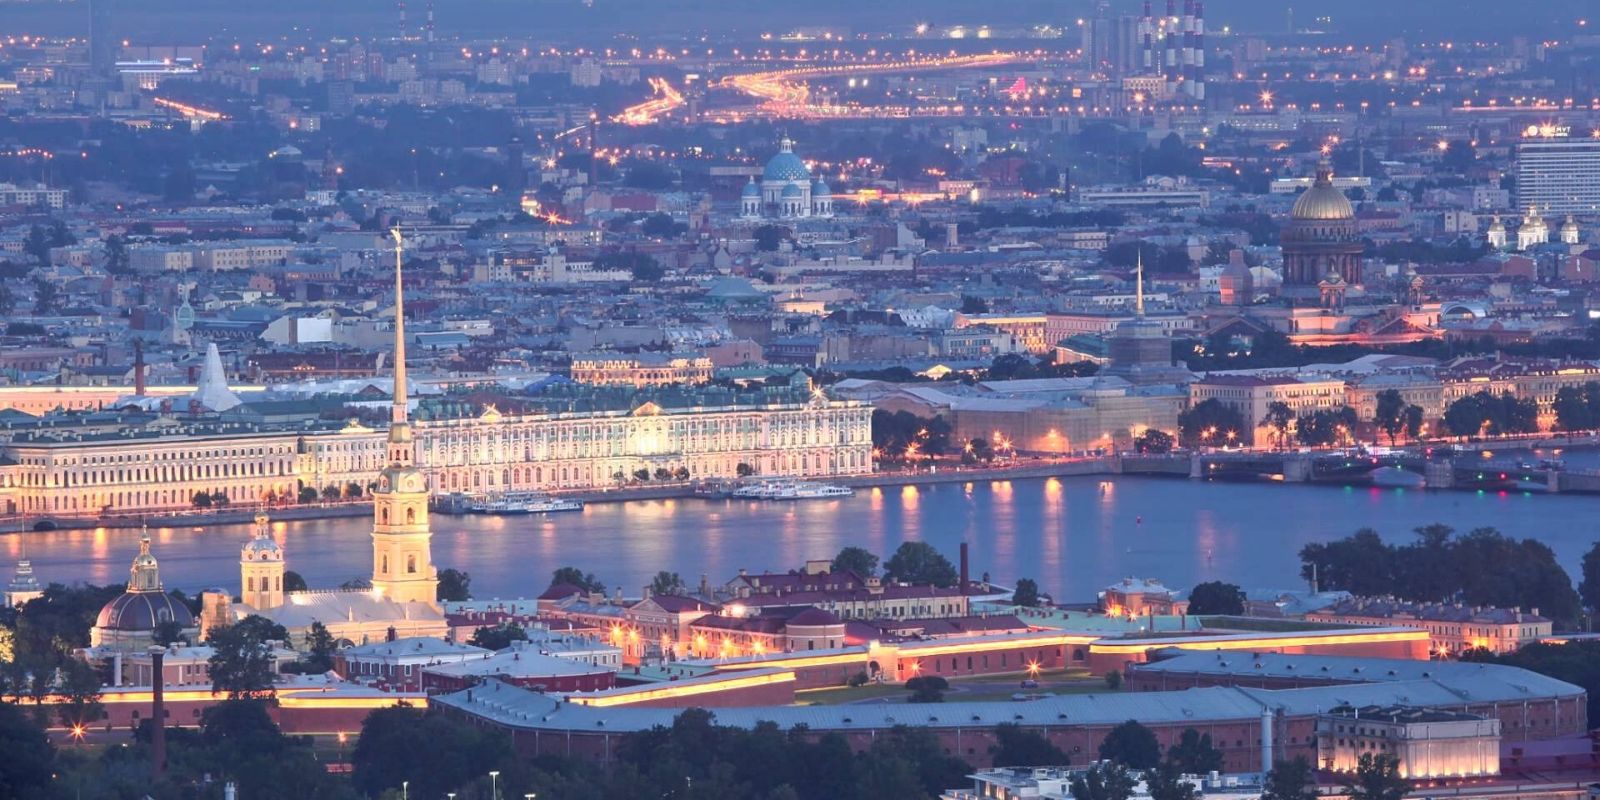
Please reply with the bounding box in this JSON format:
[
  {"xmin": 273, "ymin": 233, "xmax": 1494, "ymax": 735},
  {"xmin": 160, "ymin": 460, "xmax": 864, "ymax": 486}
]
[
  {"xmin": 1515, "ymin": 133, "xmax": 1600, "ymax": 215},
  {"xmin": 569, "ymin": 353, "xmax": 715, "ymax": 387},
  {"xmin": 1317, "ymin": 706, "xmax": 1500, "ymax": 778},
  {"xmin": 1304, "ymin": 598, "xmax": 1551, "ymax": 656},
  {"xmin": 0, "ymin": 394, "xmax": 871, "ymax": 517}
]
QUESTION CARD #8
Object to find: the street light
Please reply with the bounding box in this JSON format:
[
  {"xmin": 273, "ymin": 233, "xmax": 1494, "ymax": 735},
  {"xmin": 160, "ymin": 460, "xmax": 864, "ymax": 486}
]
[
  {"xmin": 489, "ymin": 771, "xmax": 501, "ymax": 800},
  {"xmin": 401, "ymin": 780, "xmax": 408, "ymax": 800}
]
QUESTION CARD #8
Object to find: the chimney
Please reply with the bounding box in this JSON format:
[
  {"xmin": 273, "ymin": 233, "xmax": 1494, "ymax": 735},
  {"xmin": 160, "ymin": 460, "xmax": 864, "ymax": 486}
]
[
  {"xmin": 1260, "ymin": 707, "xmax": 1274, "ymax": 773},
  {"xmin": 149, "ymin": 646, "xmax": 167, "ymax": 777},
  {"xmin": 133, "ymin": 339, "xmax": 146, "ymax": 396},
  {"xmin": 959, "ymin": 542, "xmax": 969, "ymax": 593}
]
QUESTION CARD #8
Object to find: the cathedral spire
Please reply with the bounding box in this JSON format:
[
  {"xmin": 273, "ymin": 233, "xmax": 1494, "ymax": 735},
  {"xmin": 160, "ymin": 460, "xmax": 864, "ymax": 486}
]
[
  {"xmin": 1135, "ymin": 250, "xmax": 1146, "ymax": 318},
  {"xmin": 387, "ymin": 227, "xmax": 414, "ymax": 468}
]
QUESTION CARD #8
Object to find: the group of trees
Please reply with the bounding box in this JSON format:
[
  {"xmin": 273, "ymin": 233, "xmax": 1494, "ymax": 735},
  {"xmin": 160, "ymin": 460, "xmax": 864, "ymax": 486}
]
[
  {"xmin": 1178, "ymin": 399, "xmax": 1246, "ymax": 447},
  {"xmin": 1373, "ymin": 390, "xmax": 1427, "ymax": 445},
  {"xmin": 871, "ymin": 410, "xmax": 953, "ymax": 461},
  {"xmin": 1552, "ymin": 382, "xmax": 1600, "ymax": 432},
  {"xmin": 1185, "ymin": 581, "xmax": 1246, "ymax": 616},
  {"xmin": 1300, "ymin": 524, "xmax": 1581, "ymax": 625},
  {"xmin": 1442, "ymin": 390, "xmax": 1539, "ymax": 438}
]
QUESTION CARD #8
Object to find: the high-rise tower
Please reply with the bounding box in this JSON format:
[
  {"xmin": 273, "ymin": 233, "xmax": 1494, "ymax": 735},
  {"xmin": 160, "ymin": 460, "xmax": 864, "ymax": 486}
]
[
  {"xmin": 89, "ymin": 0, "xmax": 118, "ymax": 76},
  {"xmin": 369, "ymin": 228, "xmax": 438, "ymax": 607}
]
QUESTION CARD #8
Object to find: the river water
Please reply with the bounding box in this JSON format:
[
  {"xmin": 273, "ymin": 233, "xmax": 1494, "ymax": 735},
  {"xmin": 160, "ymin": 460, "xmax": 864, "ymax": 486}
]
[{"xmin": 7, "ymin": 469, "xmax": 1598, "ymax": 603}]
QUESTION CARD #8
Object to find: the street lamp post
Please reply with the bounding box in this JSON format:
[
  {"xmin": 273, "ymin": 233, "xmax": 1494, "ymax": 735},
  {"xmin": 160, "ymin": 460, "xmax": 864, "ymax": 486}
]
[
  {"xmin": 400, "ymin": 780, "xmax": 407, "ymax": 800},
  {"xmin": 489, "ymin": 771, "xmax": 501, "ymax": 800}
]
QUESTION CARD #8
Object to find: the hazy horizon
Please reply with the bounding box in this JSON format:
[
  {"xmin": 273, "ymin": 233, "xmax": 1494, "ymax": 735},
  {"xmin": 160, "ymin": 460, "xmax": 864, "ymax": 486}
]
[{"xmin": 1, "ymin": 0, "xmax": 1591, "ymax": 43}]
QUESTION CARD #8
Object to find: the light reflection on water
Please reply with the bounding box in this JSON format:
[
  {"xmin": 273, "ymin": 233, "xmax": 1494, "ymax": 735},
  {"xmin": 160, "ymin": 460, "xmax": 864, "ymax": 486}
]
[{"xmin": 4, "ymin": 475, "xmax": 1597, "ymax": 602}]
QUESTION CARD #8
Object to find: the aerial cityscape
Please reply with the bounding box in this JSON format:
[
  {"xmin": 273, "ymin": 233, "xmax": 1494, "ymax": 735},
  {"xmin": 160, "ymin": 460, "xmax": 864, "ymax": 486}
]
[{"xmin": 7, "ymin": 0, "xmax": 1600, "ymax": 798}]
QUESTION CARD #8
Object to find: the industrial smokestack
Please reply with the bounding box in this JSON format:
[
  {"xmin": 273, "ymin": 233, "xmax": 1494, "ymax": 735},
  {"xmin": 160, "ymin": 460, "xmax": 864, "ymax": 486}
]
[
  {"xmin": 1164, "ymin": 0, "xmax": 1178, "ymax": 94},
  {"xmin": 133, "ymin": 339, "xmax": 146, "ymax": 396},
  {"xmin": 1193, "ymin": 2, "xmax": 1207, "ymax": 100},
  {"xmin": 1260, "ymin": 707, "xmax": 1274, "ymax": 773},
  {"xmin": 959, "ymin": 542, "xmax": 970, "ymax": 593},
  {"xmin": 1181, "ymin": 0, "xmax": 1195, "ymax": 76},
  {"xmin": 1140, "ymin": 0, "xmax": 1154, "ymax": 71},
  {"xmin": 149, "ymin": 646, "xmax": 167, "ymax": 777}
]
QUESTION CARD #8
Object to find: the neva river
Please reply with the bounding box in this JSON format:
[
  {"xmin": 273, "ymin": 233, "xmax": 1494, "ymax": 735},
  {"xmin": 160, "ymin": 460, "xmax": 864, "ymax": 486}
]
[{"xmin": 7, "ymin": 473, "xmax": 1599, "ymax": 602}]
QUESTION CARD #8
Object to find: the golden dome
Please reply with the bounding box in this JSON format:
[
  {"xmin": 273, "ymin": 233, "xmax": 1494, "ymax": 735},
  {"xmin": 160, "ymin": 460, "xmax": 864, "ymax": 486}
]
[{"xmin": 1291, "ymin": 158, "xmax": 1355, "ymax": 221}]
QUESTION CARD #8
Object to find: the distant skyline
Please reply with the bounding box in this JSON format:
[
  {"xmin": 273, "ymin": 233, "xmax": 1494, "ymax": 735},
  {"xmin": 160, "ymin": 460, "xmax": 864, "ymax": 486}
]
[{"xmin": 3, "ymin": 0, "xmax": 1595, "ymax": 42}]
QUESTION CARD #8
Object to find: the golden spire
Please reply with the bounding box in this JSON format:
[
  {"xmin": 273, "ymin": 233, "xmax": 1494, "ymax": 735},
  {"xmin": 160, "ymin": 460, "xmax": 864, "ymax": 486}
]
[
  {"xmin": 387, "ymin": 227, "xmax": 414, "ymax": 468},
  {"xmin": 1135, "ymin": 249, "xmax": 1146, "ymax": 318}
]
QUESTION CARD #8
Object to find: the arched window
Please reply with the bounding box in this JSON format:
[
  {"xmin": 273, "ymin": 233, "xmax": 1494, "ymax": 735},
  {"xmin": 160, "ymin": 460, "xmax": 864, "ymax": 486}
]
[
  {"xmin": 382, "ymin": 555, "xmax": 389, "ymax": 574},
  {"xmin": 381, "ymin": 508, "xmax": 390, "ymax": 524},
  {"xmin": 406, "ymin": 555, "xmax": 417, "ymax": 574},
  {"xmin": 405, "ymin": 507, "xmax": 416, "ymax": 524}
]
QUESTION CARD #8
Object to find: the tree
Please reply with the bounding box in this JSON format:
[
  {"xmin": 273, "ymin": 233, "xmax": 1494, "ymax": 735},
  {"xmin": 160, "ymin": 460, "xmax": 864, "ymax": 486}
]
[
  {"xmin": 192, "ymin": 490, "xmax": 213, "ymax": 508},
  {"xmin": 1104, "ymin": 669, "xmax": 1123, "ymax": 689},
  {"xmin": 883, "ymin": 541, "xmax": 959, "ymax": 587},
  {"xmin": 754, "ymin": 224, "xmax": 791, "ymax": 251},
  {"xmin": 24, "ymin": 225, "xmax": 50, "ymax": 265},
  {"xmin": 283, "ymin": 570, "xmax": 308, "ymax": 592},
  {"xmin": 207, "ymin": 615, "xmax": 286, "ymax": 699},
  {"xmin": 437, "ymin": 567, "xmax": 471, "ymax": 602},
  {"xmin": 0, "ymin": 701, "xmax": 55, "ymax": 798},
  {"xmin": 831, "ymin": 546, "xmax": 879, "ymax": 578},
  {"xmin": 1134, "ymin": 429, "xmax": 1175, "ymax": 454},
  {"xmin": 468, "ymin": 623, "xmax": 528, "ymax": 651},
  {"xmin": 1179, "ymin": 399, "xmax": 1247, "ymax": 447},
  {"xmin": 1146, "ymin": 760, "xmax": 1199, "ymax": 800},
  {"xmin": 1186, "ymin": 581, "xmax": 1245, "ymax": 616},
  {"xmin": 1343, "ymin": 753, "xmax": 1412, "ymax": 800},
  {"xmin": 296, "ymin": 486, "xmax": 317, "ymax": 503},
  {"xmin": 1582, "ymin": 541, "xmax": 1600, "ymax": 613},
  {"xmin": 1403, "ymin": 405, "xmax": 1425, "ymax": 441},
  {"xmin": 905, "ymin": 675, "xmax": 949, "ymax": 702},
  {"xmin": 650, "ymin": 571, "xmax": 685, "ymax": 596},
  {"xmin": 1374, "ymin": 389, "xmax": 1407, "ymax": 445},
  {"xmin": 1262, "ymin": 757, "xmax": 1321, "ymax": 800},
  {"xmin": 640, "ymin": 212, "xmax": 685, "ymax": 238},
  {"xmin": 351, "ymin": 705, "xmax": 518, "ymax": 800},
  {"xmin": 29, "ymin": 277, "xmax": 57, "ymax": 315},
  {"xmin": 991, "ymin": 723, "xmax": 1068, "ymax": 766},
  {"xmin": 1098, "ymin": 719, "xmax": 1161, "ymax": 768},
  {"xmin": 1069, "ymin": 761, "xmax": 1136, "ymax": 800},
  {"xmin": 1166, "ymin": 728, "xmax": 1224, "ymax": 774},
  {"xmin": 550, "ymin": 566, "xmax": 605, "ymax": 594},
  {"xmin": 1261, "ymin": 401, "xmax": 1295, "ymax": 450},
  {"xmin": 57, "ymin": 658, "xmax": 103, "ymax": 731},
  {"xmin": 104, "ymin": 234, "xmax": 130, "ymax": 274},
  {"xmin": 1013, "ymin": 578, "xmax": 1042, "ymax": 607},
  {"xmin": 961, "ymin": 295, "xmax": 990, "ymax": 314},
  {"xmin": 152, "ymin": 619, "xmax": 186, "ymax": 647},
  {"xmin": 303, "ymin": 621, "xmax": 337, "ymax": 673},
  {"xmin": 1555, "ymin": 386, "xmax": 1593, "ymax": 432}
]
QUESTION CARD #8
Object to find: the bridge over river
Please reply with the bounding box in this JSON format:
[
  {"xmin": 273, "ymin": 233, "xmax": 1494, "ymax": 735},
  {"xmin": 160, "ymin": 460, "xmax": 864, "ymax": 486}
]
[{"xmin": 1118, "ymin": 451, "xmax": 1600, "ymax": 494}]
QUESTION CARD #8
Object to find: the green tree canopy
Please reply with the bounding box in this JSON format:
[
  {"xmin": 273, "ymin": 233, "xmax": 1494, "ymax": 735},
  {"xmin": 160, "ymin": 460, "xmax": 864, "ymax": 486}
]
[
  {"xmin": 1186, "ymin": 582, "xmax": 1245, "ymax": 616},
  {"xmin": 884, "ymin": 541, "xmax": 959, "ymax": 587},
  {"xmin": 1013, "ymin": 577, "xmax": 1042, "ymax": 607},
  {"xmin": 1262, "ymin": 757, "xmax": 1320, "ymax": 800},
  {"xmin": 831, "ymin": 546, "xmax": 879, "ymax": 578},
  {"xmin": 1098, "ymin": 719, "xmax": 1162, "ymax": 769},
  {"xmin": 991, "ymin": 723, "xmax": 1068, "ymax": 767},
  {"xmin": 437, "ymin": 567, "xmax": 472, "ymax": 602}
]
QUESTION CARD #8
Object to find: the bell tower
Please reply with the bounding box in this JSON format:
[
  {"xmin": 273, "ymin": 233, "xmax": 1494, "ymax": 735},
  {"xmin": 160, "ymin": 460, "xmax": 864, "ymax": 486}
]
[
  {"xmin": 240, "ymin": 511, "xmax": 284, "ymax": 610},
  {"xmin": 370, "ymin": 228, "xmax": 438, "ymax": 607}
]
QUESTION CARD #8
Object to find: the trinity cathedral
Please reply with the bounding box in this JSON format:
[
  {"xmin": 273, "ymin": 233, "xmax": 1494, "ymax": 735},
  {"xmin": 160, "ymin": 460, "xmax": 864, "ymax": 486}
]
[{"xmin": 741, "ymin": 137, "xmax": 834, "ymax": 220}]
